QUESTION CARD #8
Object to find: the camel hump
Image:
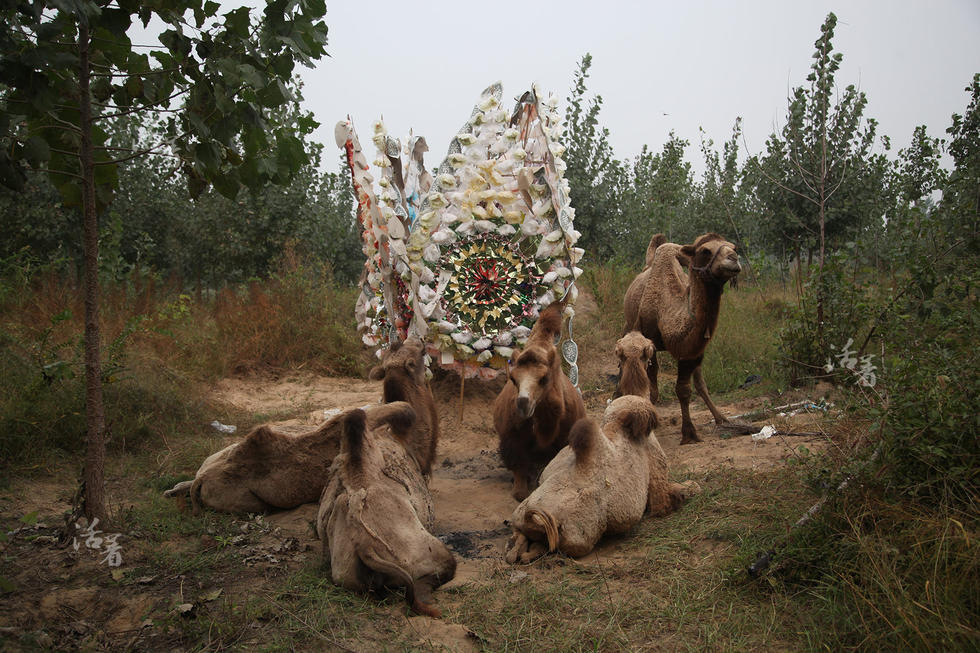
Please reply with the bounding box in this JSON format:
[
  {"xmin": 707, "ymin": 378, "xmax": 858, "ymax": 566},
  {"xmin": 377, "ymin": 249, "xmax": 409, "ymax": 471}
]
[
  {"xmin": 645, "ymin": 233, "xmax": 668, "ymax": 267},
  {"xmin": 366, "ymin": 401, "xmax": 416, "ymax": 433},
  {"xmin": 616, "ymin": 398, "xmax": 659, "ymax": 441},
  {"xmin": 341, "ymin": 409, "xmax": 368, "ymax": 470},
  {"xmin": 569, "ymin": 417, "xmax": 600, "ymax": 462},
  {"xmin": 529, "ymin": 301, "xmax": 565, "ymax": 341}
]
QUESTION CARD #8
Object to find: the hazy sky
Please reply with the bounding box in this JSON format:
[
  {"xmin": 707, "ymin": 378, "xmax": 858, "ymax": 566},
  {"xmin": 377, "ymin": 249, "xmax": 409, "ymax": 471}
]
[{"xmin": 297, "ymin": 1, "xmax": 979, "ymax": 174}]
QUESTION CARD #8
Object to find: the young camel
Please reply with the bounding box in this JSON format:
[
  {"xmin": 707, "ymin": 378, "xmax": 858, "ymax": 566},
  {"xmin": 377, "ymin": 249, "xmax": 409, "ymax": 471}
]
[
  {"xmin": 624, "ymin": 232, "xmax": 741, "ymax": 444},
  {"xmin": 494, "ymin": 302, "xmax": 586, "ymax": 501},
  {"xmin": 368, "ymin": 336, "xmax": 439, "ymax": 476},
  {"xmin": 317, "ymin": 408, "xmax": 456, "ymax": 617},
  {"xmin": 163, "ymin": 402, "xmax": 415, "ymax": 514},
  {"xmin": 505, "ymin": 395, "xmax": 700, "ymax": 563},
  {"xmin": 613, "ymin": 331, "xmax": 655, "ymax": 399}
]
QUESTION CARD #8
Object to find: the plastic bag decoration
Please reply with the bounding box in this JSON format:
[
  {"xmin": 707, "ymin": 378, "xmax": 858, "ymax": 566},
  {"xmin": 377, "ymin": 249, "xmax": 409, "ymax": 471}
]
[
  {"xmin": 336, "ymin": 118, "xmax": 432, "ymax": 350},
  {"xmin": 338, "ymin": 83, "xmax": 583, "ymax": 381}
]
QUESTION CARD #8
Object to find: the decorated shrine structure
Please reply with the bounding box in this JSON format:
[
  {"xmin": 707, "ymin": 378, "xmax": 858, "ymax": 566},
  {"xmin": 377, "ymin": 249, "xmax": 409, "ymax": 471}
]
[{"xmin": 336, "ymin": 83, "xmax": 583, "ymax": 384}]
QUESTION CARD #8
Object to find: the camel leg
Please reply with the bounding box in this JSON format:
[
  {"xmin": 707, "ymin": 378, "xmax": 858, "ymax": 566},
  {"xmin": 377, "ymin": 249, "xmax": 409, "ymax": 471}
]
[
  {"xmin": 693, "ymin": 365, "xmax": 729, "ymax": 425},
  {"xmin": 676, "ymin": 359, "xmax": 701, "ymax": 444},
  {"xmin": 647, "ymin": 353, "xmax": 660, "ymax": 404}
]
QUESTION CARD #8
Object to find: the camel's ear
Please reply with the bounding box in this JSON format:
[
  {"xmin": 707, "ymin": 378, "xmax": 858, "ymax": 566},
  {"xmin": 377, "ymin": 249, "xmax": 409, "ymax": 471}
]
[
  {"xmin": 368, "ymin": 365, "xmax": 385, "ymax": 381},
  {"xmin": 644, "ymin": 342, "xmax": 655, "ymax": 361},
  {"xmin": 546, "ymin": 346, "xmax": 558, "ymax": 367},
  {"xmin": 680, "ymin": 244, "xmax": 696, "ymax": 257}
]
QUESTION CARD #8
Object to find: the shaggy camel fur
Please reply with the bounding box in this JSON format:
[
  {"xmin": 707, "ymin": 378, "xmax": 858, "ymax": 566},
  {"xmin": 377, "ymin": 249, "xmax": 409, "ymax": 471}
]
[
  {"xmin": 624, "ymin": 232, "xmax": 741, "ymax": 444},
  {"xmin": 368, "ymin": 336, "xmax": 439, "ymax": 476},
  {"xmin": 317, "ymin": 408, "xmax": 456, "ymax": 617},
  {"xmin": 614, "ymin": 331, "xmax": 655, "ymax": 399},
  {"xmin": 163, "ymin": 402, "xmax": 415, "ymax": 515},
  {"xmin": 494, "ymin": 302, "xmax": 587, "ymax": 501},
  {"xmin": 505, "ymin": 395, "xmax": 700, "ymax": 563}
]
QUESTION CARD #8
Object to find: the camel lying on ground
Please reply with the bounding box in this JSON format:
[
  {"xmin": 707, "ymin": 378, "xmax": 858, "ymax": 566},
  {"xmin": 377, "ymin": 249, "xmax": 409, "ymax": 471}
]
[
  {"xmin": 614, "ymin": 331, "xmax": 655, "ymax": 399},
  {"xmin": 317, "ymin": 408, "xmax": 456, "ymax": 617},
  {"xmin": 624, "ymin": 232, "xmax": 741, "ymax": 444},
  {"xmin": 162, "ymin": 402, "xmax": 415, "ymax": 514},
  {"xmin": 494, "ymin": 302, "xmax": 587, "ymax": 501},
  {"xmin": 368, "ymin": 336, "xmax": 439, "ymax": 476},
  {"xmin": 505, "ymin": 395, "xmax": 700, "ymax": 563}
]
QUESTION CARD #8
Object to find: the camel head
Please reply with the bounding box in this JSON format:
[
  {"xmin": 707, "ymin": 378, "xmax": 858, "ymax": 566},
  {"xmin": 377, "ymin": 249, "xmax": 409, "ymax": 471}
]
[
  {"xmin": 508, "ymin": 343, "xmax": 558, "ymax": 419},
  {"xmin": 680, "ymin": 233, "xmax": 741, "ymax": 285},
  {"xmin": 614, "ymin": 331, "xmax": 655, "ymax": 399},
  {"xmin": 369, "ymin": 336, "xmax": 426, "ymax": 402}
]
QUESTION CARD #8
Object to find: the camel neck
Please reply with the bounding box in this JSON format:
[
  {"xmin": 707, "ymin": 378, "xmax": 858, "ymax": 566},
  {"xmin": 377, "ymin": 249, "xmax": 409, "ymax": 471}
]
[{"xmin": 688, "ymin": 272, "xmax": 724, "ymax": 338}]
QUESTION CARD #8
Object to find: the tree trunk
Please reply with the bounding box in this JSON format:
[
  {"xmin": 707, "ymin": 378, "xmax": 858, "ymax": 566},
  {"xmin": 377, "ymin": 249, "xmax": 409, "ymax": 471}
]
[{"xmin": 79, "ymin": 20, "xmax": 107, "ymax": 524}]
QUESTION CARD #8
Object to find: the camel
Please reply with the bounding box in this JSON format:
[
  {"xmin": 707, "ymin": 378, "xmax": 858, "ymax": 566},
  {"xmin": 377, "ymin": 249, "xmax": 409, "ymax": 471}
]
[
  {"xmin": 368, "ymin": 336, "xmax": 439, "ymax": 476},
  {"xmin": 504, "ymin": 395, "xmax": 700, "ymax": 563},
  {"xmin": 494, "ymin": 302, "xmax": 587, "ymax": 501},
  {"xmin": 163, "ymin": 402, "xmax": 415, "ymax": 515},
  {"xmin": 613, "ymin": 331, "xmax": 655, "ymax": 399},
  {"xmin": 624, "ymin": 232, "xmax": 741, "ymax": 444},
  {"xmin": 317, "ymin": 408, "xmax": 456, "ymax": 617}
]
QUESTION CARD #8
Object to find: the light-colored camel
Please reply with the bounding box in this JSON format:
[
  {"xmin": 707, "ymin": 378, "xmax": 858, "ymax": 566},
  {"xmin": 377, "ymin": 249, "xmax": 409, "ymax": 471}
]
[
  {"xmin": 368, "ymin": 336, "xmax": 439, "ymax": 476},
  {"xmin": 614, "ymin": 331, "xmax": 655, "ymax": 399},
  {"xmin": 505, "ymin": 395, "xmax": 700, "ymax": 563},
  {"xmin": 494, "ymin": 302, "xmax": 587, "ymax": 501},
  {"xmin": 624, "ymin": 232, "xmax": 741, "ymax": 444},
  {"xmin": 317, "ymin": 408, "xmax": 456, "ymax": 617},
  {"xmin": 163, "ymin": 402, "xmax": 415, "ymax": 514}
]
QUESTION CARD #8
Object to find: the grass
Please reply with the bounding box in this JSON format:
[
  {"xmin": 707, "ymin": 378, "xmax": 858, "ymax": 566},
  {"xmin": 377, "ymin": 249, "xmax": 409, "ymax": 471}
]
[
  {"xmin": 580, "ymin": 262, "xmax": 793, "ymax": 402},
  {"xmin": 0, "ymin": 258, "xmax": 974, "ymax": 652},
  {"xmin": 0, "ymin": 254, "xmax": 366, "ymax": 470},
  {"xmin": 444, "ymin": 466, "xmax": 823, "ymax": 651}
]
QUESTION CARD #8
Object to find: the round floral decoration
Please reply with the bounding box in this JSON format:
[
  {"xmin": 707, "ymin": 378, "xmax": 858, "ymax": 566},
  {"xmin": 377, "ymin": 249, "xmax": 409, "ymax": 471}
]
[{"xmin": 441, "ymin": 233, "xmax": 541, "ymax": 334}]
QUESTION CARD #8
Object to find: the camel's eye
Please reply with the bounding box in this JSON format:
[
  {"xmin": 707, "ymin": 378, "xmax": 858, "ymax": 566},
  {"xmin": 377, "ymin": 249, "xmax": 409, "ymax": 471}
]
[
  {"xmin": 539, "ymin": 374, "xmax": 549, "ymax": 386},
  {"xmin": 509, "ymin": 373, "xmax": 517, "ymax": 385}
]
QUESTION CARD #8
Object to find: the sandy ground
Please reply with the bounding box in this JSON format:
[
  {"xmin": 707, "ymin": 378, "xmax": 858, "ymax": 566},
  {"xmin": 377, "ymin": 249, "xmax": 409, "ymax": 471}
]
[
  {"xmin": 208, "ymin": 369, "xmax": 834, "ymax": 592},
  {"xmin": 1, "ymin": 361, "xmax": 834, "ymax": 652}
]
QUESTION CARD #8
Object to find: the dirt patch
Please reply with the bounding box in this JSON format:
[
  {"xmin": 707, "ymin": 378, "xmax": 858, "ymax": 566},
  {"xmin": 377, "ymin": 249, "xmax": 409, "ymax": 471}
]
[{"xmin": 1, "ymin": 348, "xmax": 836, "ymax": 650}]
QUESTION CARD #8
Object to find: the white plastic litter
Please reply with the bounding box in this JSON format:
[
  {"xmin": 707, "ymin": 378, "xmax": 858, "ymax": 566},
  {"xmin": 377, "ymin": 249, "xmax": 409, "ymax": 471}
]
[
  {"xmin": 210, "ymin": 420, "xmax": 237, "ymax": 434},
  {"xmin": 750, "ymin": 424, "xmax": 777, "ymax": 442}
]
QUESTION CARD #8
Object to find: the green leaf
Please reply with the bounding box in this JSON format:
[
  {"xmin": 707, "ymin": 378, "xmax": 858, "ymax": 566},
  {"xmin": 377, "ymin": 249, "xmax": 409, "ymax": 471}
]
[
  {"xmin": 22, "ymin": 136, "xmax": 50, "ymax": 166},
  {"xmin": 20, "ymin": 512, "xmax": 38, "ymax": 526},
  {"xmin": 258, "ymin": 79, "xmax": 290, "ymax": 108},
  {"xmin": 99, "ymin": 8, "xmax": 132, "ymax": 35},
  {"xmin": 212, "ymin": 173, "xmax": 240, "ymax": 199},
  {"xmin": 223, "ymin": 7, "xmax": 251, "ymax": 38}
]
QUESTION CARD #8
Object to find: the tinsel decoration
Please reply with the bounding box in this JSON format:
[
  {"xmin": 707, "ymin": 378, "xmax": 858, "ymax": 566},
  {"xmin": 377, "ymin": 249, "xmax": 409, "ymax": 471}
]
[{"xmin": 338, "ymin": 83, "xmax": 584, "ymax": 381}]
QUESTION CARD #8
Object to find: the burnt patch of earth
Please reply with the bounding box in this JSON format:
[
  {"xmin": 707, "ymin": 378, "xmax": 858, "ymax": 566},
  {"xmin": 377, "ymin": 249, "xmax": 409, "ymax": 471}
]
[{"xmin": 439, "ymin": 528, "xmax": 510, "ymax": 559}]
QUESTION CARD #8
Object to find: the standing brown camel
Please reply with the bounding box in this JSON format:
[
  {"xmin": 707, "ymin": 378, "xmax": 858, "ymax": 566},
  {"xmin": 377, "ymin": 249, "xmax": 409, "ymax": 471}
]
[{"xmin": 624, "ymin": 232, "xmax": 741, "ymax": 444}]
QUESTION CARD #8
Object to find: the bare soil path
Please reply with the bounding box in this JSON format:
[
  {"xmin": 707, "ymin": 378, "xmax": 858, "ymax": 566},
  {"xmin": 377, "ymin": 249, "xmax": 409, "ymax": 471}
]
[
  {"xmin": 210, "ymin": 370, "xmax": 833, "ymax": 589},
  {"xmin": 0, "ymin": 366, "xmax": 833, "ymax": 652}
]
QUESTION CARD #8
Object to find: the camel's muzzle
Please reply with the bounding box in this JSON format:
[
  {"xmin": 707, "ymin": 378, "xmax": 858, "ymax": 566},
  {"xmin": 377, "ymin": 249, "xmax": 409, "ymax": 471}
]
[
  {"xmin": 720, "ymin": 259, "xmax": 741, "ymax": 275},
  {"xmin": 516, "ymin": 395, "xmax": 535, "ymax": 419}
]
